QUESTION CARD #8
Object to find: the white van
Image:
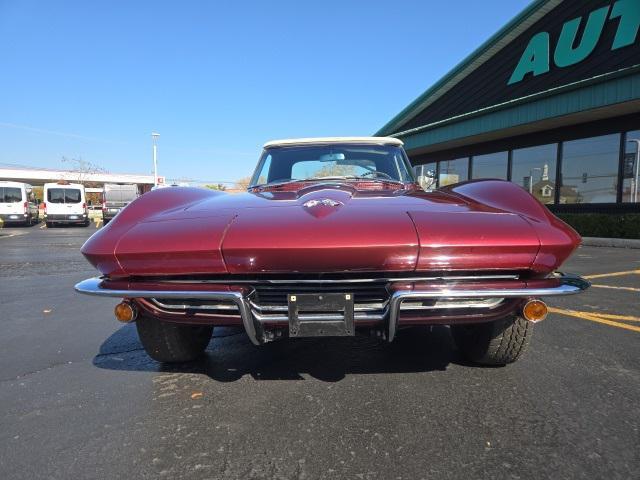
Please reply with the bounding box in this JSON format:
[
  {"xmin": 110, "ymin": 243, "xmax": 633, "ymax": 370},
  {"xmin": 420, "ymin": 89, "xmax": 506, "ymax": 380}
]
[
  {"xmin": 43, "ymin": 182, "xmax": 89, "ymax": 227},
  {"xmin": 0, "ymin": 181, "xmax": 39, "ymax": 226}
]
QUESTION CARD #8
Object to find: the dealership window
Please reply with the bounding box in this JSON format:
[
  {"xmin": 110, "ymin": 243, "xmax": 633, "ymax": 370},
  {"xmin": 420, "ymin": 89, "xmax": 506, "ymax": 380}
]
[
  {"xmin": 623, "ymin": 131, "xmax": 640, "ymax": 203},
  {"xmin": 511, "ymin": 144, "xmax": 557, "ymax": 204},
  {"xmin": 439, "ymin": 158, "xmax": 469, "ymax": 186},
  {"xmin": 414, "ymin": 163, "xmax": 436, "ymax": 190},
  {"xmin": 561, "ymin": 134, "xmax": 619, "ymax": 204},
  {"xmin": 471, "ymin": 152, "xmax": 508, "ymax": 180}
]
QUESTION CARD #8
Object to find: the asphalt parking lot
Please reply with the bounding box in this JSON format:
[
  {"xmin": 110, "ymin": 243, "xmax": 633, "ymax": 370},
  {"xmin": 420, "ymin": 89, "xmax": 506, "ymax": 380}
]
[{"xmin": 0, "ymin": 225, "xmax": 638, "ymax": 479}]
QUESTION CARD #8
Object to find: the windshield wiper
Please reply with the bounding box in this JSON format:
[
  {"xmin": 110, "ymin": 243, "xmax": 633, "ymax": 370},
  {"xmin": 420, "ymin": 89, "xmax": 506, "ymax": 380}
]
[
  {"xmin": 254, "ymin": 176, "xmax": 407, "ymax": 189},
  {"xmin": 305, "ymin": 175, "xmax": 405, "ymax": 185},
  {"xmin": 306, "ymin": 176, "xmax": 358, "ymax": 181},
  {"xmin": 253, "ymin": 179, "xmax": 304, "ymax": 189}
]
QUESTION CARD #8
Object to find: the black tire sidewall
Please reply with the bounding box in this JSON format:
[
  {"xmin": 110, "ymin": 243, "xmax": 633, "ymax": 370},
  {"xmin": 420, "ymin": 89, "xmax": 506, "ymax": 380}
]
[
  {"xmin": 135, "ymin": 314, "xmax": 213, "ymax": 363},
  {"xmin": 452, "ymin": 316, "xmax": 532, "ymax": 366}
]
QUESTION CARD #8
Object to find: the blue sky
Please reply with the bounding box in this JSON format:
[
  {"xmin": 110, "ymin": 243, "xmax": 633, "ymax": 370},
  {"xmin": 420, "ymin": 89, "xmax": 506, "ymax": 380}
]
[{"xmin": 0, "ymin": 0, "xmax": 530, "ymax": 185}]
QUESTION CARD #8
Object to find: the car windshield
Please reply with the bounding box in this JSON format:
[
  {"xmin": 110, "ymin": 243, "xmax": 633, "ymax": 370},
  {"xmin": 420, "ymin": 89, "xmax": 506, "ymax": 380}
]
[
  {"xmin": 250, "ymin": 144, "xmax": 414, "ymax": 187},
  {"xmin": 47, "ymin": 188, "xmax": 81, "ymax": 204},
  {"xmin": 0, "ymin": 187, "xmax": 22, "ymax": 203}
]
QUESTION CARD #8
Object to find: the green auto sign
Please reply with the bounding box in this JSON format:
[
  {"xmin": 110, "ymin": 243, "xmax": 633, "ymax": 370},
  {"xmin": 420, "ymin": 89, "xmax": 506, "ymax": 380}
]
[{"xmin": 509, "ymin": 0, "xmax": 640, "ymax": 85}]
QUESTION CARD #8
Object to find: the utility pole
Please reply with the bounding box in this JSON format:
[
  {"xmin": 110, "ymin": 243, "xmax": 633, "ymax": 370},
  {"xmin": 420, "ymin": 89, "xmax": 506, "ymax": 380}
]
[
  {"xmin": 628, "ymin": 139, "xmax": 640, "ymax": 203},
  {"xmin": 152, "ymin": 132, "xmax": 160, "ymax": 187},
  {"xmin": 529, "ymin": 167, "xmax": 542, "ymax": 194}
]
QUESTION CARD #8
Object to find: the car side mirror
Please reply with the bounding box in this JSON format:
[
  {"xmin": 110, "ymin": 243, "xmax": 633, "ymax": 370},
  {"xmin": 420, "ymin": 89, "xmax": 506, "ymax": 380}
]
[{"xmin": 417, "ymin": 170, "xmax": 436, "ymax": 191}]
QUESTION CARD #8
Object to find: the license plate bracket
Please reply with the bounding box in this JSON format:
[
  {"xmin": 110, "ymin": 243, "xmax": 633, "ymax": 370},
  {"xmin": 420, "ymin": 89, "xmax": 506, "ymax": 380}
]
[{"xmin": 288, "ymin": 293, "xmax": 354, "ymax": 337}]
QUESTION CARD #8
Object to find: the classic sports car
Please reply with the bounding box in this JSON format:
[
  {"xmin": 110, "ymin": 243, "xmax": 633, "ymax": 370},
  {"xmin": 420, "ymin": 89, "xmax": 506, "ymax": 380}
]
[{"xmin": 76, "ymin": 137, "xmax": 589, "ymax": 365}]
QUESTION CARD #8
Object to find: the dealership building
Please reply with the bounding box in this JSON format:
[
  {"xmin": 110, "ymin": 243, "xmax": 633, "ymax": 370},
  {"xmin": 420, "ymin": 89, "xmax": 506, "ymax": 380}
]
[
  {"xmin": 378, "ymin": 0, "xmax": 640, "ymax": 214},
  {"xmin": 0, "ymin": 166, "xmax": 157, "ymax": 190},
  {"xmin": 0, "ymin": 166, "xmax": 158, "ymax": 204}
]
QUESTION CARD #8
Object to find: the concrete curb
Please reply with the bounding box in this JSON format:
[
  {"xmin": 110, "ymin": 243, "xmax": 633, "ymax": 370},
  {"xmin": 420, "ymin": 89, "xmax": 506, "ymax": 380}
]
[{"xmin": 582, "ymin": 237, "xmax": 640, "ymax": 249}]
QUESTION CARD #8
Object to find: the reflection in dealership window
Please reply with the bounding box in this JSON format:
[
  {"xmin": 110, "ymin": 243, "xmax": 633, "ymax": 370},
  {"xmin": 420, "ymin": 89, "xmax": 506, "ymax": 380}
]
[
  {"xmin": 439, "ymin": 158, "xmax": 468, "ymax": 186},
  {"xmin": 561, "ymin": 134, "xmax": 619, "ymax": 204},
  {"xmin": 512, "ymin": 144, "xmax": 557, "ymax": 204},
  {"xmin": 471, "ymin": 152, "xmax": 508, "ymax": 180},
  {"xmin": 623, "ymin": 131, "xmax": 640, "ymax": 203},
  {"xmin": 414, "ymin": 163, "xmax": 436, "ymax": 190}
]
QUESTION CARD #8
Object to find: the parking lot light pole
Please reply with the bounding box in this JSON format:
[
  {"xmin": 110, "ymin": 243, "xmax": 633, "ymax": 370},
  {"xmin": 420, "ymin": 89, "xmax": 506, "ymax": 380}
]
[
  {"xmin": 152, "ymin": 132, "xmax": 160, "ymax": 187},
  {"xmin": 628, "ymin": 139, "xmax": 640, "ymax": 203}
]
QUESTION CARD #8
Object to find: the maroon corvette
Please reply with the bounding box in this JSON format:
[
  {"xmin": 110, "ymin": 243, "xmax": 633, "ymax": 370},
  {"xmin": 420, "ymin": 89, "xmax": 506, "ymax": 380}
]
[{"xmin": 76, "ymin": 137, "xmax": 589, "ymax": 365}]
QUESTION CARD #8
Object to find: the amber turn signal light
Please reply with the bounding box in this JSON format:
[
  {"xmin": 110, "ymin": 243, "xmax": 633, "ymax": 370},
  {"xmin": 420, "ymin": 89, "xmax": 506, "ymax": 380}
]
[
  {"xmin": 522, "ymin": 299, "xmax": 548, "ymax": 323},
  {"xmin": 114, "ymin": 301, "xmax": 137, "ymax": 323}
]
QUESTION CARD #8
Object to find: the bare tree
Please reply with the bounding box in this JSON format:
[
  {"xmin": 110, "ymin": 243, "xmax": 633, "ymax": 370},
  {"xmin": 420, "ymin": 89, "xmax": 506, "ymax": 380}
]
[
  {"xmin": 204, "ymin": 183, "xmax": 228, "ymax": 191},
  {"xmin": 61, "ymin": 156, "xmax": 108, "ymax": 185},
  {"xmin": 235, "ymin": 176, "xmax": 252, "ymax": 190},
  {"xmin": 314, "ymin": 164, "xmax": 357, "ymax": 178}
]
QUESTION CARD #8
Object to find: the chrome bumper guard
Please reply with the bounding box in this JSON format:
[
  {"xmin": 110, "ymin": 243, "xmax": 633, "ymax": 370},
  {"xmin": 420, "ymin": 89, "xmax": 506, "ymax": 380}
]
[{"xmin": 75, "ymin": 273, "xmax": 590, "ymax": 345}]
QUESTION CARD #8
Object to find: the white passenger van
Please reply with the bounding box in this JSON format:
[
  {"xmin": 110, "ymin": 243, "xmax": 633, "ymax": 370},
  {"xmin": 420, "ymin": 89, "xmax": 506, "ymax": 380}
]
[
  {"xmin": 43, "ymin": 182, "xmax": 89, "ymax": 227},
  {"xmin": 0, "ymin": 181, "xmax": 39, "ymax": 226}
]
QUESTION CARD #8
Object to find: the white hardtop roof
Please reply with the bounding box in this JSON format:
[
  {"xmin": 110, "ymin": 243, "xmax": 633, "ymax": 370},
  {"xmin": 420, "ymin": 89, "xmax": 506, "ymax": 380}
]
[{"xmin": 264, "ymin": 136, "xmax": 404, "ymax": 148}]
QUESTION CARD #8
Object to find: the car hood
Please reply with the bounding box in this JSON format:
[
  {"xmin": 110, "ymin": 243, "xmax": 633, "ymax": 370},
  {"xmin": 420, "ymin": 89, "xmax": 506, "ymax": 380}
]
[{"xmin": 81, "ymin": 183, "xmax": 555, "ymax": 277}]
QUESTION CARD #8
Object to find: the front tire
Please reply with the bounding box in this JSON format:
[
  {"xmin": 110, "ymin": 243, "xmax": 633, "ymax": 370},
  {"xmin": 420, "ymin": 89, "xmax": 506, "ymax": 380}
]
[
  {"xmin": 136, "ymin": 314, "xmax": 213, "ymax": 363},
  {"xmin": 451, "ymin": 315, "xmax": 532, "ymax": 366}
]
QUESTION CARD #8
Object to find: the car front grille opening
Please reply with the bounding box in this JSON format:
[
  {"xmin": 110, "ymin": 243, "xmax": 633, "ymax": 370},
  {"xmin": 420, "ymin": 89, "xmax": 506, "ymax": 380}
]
[{"xmin": 150, "ymin": 298, "xmax": 240, "ymax": 315}]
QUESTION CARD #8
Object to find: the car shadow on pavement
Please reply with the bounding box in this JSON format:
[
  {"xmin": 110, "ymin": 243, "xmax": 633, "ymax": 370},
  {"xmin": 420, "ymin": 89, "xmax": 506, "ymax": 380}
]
[
  {"xmin": 93, "ymin": 324, "xmax": 467, "ymax": 382},
  {"xmin": 46, "ymin": 224, "xmax": 92, "ymax": 229},
  {"xmin": 0, "ymin": 222, "xmax": 40, "ymax": 230}
]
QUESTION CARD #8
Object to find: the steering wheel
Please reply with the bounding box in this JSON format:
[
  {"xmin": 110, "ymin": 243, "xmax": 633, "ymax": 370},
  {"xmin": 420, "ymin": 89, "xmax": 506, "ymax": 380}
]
[{"xmin": 359, "ymin": 170, "xmax": 395, "ymax": 180}]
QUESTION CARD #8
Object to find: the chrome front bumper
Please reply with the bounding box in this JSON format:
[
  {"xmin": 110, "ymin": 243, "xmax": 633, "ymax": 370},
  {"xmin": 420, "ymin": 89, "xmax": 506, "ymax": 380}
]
[{"xmin": 75, "ymin": 273, "xmax": 590, "ymax": 344}]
